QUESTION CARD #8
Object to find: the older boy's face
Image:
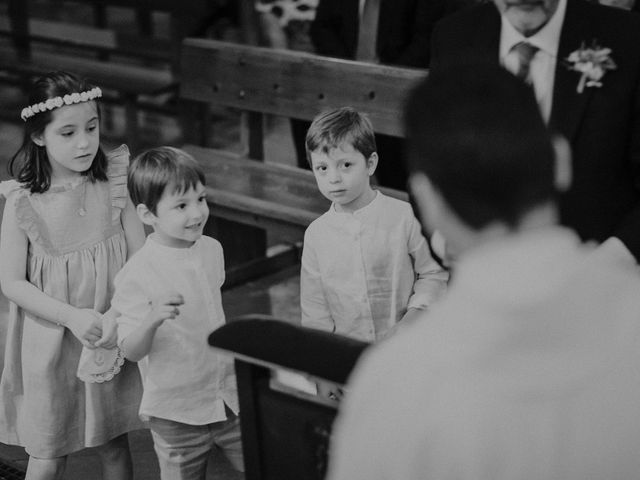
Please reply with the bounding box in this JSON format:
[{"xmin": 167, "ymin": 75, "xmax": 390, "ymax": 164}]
[
  {"xmin": 493, "ymin": 0, "xmax": 560, "ymax": 36},
  {"xmin": 310, "ymin": 142, "xmax": 377, "ymax": 213},
  {"xmin": 148, "ymin": 181, "xmax": 209, "ymax": 248}
]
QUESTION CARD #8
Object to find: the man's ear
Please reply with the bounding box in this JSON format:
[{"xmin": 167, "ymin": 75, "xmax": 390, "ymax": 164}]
[
  {"xmin": 552, "ymin": 135, "xmax": 572, "ymax": 192},
  {"xmin": 136, "ymin": 203, "xmax": 156, "ymax": 227},
  {"xmin": 30, "ymin": 133, "xmax": 45, "ymax": 147},
  {"xmin": 367, "ymin": 152, "xmax": 379, "ymax": 176},
  {"xmin": 408, "ymin": 172, "xmax": 442, "ymax": 233}
]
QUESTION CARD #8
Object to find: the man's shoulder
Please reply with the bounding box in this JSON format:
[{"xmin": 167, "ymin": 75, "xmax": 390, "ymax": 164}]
[{"xmin": 567, "ymin": 0, "xmax": 640, "ymax": 42}]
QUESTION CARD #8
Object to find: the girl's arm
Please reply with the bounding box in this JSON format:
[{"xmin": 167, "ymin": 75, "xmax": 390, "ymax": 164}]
[
  {"xmin": 122, "ymin": 196, "xmax": 146, "ymax": 258},
  {"xmin": 0, "ymin": 195, "xmax": 102, "ymax": 348}
]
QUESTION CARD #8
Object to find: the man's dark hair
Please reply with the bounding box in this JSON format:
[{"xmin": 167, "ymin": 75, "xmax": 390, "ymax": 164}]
[{"xmin": 404, "ymin": 63, "xmax": 556, "ymax": 229}]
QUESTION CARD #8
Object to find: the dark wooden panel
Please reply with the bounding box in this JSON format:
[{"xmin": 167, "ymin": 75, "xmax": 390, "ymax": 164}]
[
  {"xmin": 0, "ymin": 45, "xmax": 174, "ymax": 95},
  {"xmin": 180, "ymin": 38, "xmax": 428, "ymax": 137}
]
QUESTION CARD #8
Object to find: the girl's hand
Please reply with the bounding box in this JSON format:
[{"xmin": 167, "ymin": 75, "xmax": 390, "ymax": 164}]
[
  {"xmin": 65, "ymin": 309, "xmax": 103, "ymax": 349},
  {"xmin": 94, "ymin": 312, "xmax": 118, "ymax": 349},
  {"xmin": 146, "ymin": 293, "xmax": 184, "ymax": 328}
]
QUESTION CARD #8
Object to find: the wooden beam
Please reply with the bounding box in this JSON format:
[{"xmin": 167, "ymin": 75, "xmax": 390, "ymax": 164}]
[{"xmin": 180, "ymin": 38, "xmax": 428, "ymax": 138}]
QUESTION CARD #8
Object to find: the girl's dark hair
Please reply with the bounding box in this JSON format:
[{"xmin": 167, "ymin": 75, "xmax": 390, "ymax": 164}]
[{"xmin": 8, "ymin": 71, "xmax": 108, "ymax": 193}]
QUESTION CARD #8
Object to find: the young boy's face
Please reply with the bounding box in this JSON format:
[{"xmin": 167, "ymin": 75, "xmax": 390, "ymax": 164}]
[
  {"xmin": 146, "ymin": 181, "xmax": 209, "ymax": 248},
  {"xmin": 310, "ymin": 141, "xmax": 377, "ymax": 213}
]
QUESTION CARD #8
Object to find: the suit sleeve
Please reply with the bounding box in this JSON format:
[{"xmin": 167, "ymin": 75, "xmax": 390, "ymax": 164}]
[
  {"xmin": 394, "ymin": 0, "xmax": 446, "ymax": 67},
  {"xmin": 613, "ymin": 68, "xmax": 640, "ymax": 261},
  {"xmin": 310, "ymin": 0, "xmax": 351, "ymax": 58},
  {"xmin": 429, "ymin": 16, "xmax": 446, "ymax": 69}
]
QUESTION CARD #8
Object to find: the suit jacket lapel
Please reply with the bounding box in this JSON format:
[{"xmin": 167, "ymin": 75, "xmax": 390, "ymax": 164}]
[{"xmin": 549, "ymin": 0, "xmax": 595, "ymax": 140}]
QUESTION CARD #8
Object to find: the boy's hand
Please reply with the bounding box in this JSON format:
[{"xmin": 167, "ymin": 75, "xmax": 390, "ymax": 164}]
[
  {"xmin": 317, "ymin": 380, "xmax": 344, "ymax": 402},
  {"xmin": 146, "ymin": 293, "xmax": 184, "ymax": 328}
]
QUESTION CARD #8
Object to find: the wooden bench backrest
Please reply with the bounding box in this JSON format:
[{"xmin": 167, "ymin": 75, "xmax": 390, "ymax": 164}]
[
  {"xmin": 209, "ymin": 316, "xmax": 369, "ymax": 480},
  {"xmin": 180, "ymin": 38, "xmax": 428, "ymax": 138}
]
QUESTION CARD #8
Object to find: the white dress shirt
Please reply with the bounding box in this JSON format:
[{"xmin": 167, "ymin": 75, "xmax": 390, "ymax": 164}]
[
  {"xmin": 328, "ymin": 226, "xmax": 640, "ymax": 480},
  {"xmin": 114, "ymin": 234, "xmax": 238, "ymax": 425},
  {"xmin": 301, "ymin": 191, "xmax": 448, "ymax": 342},
  {"xmin": 499, "ymin": 0, "xmax": 567, "ymax": 123}
]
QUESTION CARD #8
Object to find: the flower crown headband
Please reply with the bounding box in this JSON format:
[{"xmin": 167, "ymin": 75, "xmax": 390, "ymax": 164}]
[{"xmin": 20, "ymin": 87, "xmax": 103, "ymax": 121}]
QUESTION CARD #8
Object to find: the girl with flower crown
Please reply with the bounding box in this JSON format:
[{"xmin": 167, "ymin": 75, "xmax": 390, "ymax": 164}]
[{"xmin": 0, "ymin": 71, "xmax": 145, "ymax": 480}]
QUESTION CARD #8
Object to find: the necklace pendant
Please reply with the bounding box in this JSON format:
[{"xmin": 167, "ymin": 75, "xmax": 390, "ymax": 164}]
[{"xmin": 78, "ymin": 207, "xmax": 87, "ymax": 217}]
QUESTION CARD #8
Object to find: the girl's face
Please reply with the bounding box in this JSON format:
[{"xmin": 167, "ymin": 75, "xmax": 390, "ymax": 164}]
[{"xmin": 32, "ymin": 101, "xmax": 100, "ymax": 182}]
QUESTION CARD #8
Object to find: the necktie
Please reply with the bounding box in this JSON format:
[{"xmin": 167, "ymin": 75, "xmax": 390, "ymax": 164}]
[
  {"xmin": 511, "ymin": 41, "xmax": 539, "ymax": 84},
  {"xmin": 356, "ymin": 0, "xmax": 381, "ymax": 62}
]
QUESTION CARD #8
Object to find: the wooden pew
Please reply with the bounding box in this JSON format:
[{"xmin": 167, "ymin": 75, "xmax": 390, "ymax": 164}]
[
  {"xmin": 0, "ymin": 0, "xmax": 181, "ymax": 152},
  {"xmin": 209, "ymin": 315, "xmax": 369, "ymax": 480},
  {"xmin": 179, "ymin": 38, "xmax": 426, "ymax": 285}
]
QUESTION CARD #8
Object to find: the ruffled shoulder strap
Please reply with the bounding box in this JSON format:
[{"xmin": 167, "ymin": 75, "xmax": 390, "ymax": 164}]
[
  {"xmin": 0, "ymin": 179, "xmax": 22, "ymax": 199},
  {"xmin": 11, "ymin": 185, "xmax": 51, "ymax": 250},
  {"xmin": 106, "ymin": 144, "xmax": 130, "ymax": 219}
]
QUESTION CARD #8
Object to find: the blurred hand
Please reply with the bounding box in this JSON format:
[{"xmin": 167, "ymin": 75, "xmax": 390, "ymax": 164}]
[
  {"xmin": 94, "ymin": 311, "xmax": 118, "ymax": 349},
  {"xmin": 146, "ymin": 293, "xmax": 184, "ymax": 328}
]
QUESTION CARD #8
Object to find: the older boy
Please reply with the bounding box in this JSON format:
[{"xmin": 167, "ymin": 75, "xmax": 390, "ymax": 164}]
[
  {"xmin": 327, "ymin": 64, "xmax": 640, "ymax": 480},
  {"xmin": 301, "ymin": 107, "xmax": 448, "ymax": 342},
  {"xmin": 112, "ymin": 147, "xmax": 243, "ymax": 480}
]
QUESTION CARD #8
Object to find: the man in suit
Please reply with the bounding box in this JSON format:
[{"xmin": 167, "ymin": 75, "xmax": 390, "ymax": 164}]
[
  {"xmin": 431, "ymin": 0, "xmax": 640, "ymax": 261},
  {"xmin": 311, "ymin": 0, "xmax": 446, "ymax": 67},
  {"xmin": 306, "ymin": 0, "xmax": 449, "ymax": 190}
]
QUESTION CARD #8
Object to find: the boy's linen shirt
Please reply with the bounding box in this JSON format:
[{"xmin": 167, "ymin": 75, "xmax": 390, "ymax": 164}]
[
  {"xmin": 113, "ymin": 234, "xmax": 238, "ymax": 425},
  {"xmin": 301, "ymin": 191, "xmax": 448, "ymax": 342}
]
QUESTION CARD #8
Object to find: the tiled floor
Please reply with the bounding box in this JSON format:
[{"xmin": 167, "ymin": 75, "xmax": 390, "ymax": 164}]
[{"xmin": 0, "ymin": 47, "xmax": 302, "ymax": 480}]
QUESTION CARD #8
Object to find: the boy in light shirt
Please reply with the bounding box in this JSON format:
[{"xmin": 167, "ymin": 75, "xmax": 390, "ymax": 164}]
[
  {"xmin": 112, "ymin": 147, "xmax": 243, "ymax": 480},
  {"xmin": 301, "ymin": 107, "xmax": 448, "ymax": 342}
]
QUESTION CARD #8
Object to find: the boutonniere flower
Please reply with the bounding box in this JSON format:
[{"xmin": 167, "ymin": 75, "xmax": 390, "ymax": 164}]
[{"xmin": 565, "ymin": 41, "xmax": 617, "ymax": 94}]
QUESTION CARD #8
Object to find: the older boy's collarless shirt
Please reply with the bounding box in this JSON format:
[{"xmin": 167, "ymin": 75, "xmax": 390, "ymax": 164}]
[
  {"xmin": 113, "ymin": 234, "xmax": 238, "ymax": 425},
  {"xmin": 301, "ymin": 191, "xmax": 448, "ymax": 342}
]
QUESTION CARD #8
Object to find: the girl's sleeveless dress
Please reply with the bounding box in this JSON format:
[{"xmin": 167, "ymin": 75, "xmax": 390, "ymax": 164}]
[{"xmin": 0, "ymin": 145, "xmax": 143, "ymax": 458}]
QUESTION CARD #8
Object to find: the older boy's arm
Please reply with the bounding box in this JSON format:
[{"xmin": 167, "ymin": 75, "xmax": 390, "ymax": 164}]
[
  {"xmin": 300, "ymin": 241, "xmax": 334, "ymax": 332},
  {"xmin": 406, "ymin": 217, "xmax": 449, "ymax": 311}
]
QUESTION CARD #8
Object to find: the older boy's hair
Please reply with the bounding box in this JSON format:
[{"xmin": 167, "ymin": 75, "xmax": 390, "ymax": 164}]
[
  {"xmin": 305, "ymin": 106, "xmax": 377, "ymax": 166},
  {"xmin": 404, "ymin": 63, "xmax": 556, "ymax": 229},
  {"xmin": 128, "ymin": 146, "xmax": 206, "ymax": 214}
]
